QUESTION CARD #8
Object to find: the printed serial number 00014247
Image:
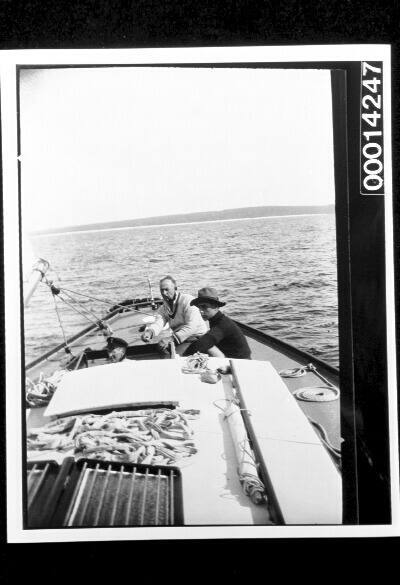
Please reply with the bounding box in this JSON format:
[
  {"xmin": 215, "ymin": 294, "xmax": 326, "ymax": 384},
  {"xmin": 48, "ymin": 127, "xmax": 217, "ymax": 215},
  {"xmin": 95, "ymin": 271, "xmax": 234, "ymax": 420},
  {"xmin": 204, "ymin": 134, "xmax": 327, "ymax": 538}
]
[{"xmin": 360, "ymin": 61, "xmax": 384, "ymax": 194}]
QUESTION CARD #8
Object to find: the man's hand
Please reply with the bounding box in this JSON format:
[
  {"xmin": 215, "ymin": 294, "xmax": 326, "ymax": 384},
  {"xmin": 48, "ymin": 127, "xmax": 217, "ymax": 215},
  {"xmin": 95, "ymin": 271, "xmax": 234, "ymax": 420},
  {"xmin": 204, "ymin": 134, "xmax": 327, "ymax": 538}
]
[
  {"xmin": 141, "ymin": 329, "xmax": 154, "ymax": 343},
  {"xmin": 157, "ymin": 338, "xmax": 171, "ymax": 351}
]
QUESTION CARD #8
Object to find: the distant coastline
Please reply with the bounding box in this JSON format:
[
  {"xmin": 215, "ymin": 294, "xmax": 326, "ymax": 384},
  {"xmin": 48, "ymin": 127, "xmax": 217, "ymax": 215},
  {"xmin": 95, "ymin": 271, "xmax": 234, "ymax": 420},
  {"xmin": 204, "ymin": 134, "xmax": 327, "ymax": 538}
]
[{"xmin": 32, "ymin": 204, "xmax": 335, "ymax": 236}]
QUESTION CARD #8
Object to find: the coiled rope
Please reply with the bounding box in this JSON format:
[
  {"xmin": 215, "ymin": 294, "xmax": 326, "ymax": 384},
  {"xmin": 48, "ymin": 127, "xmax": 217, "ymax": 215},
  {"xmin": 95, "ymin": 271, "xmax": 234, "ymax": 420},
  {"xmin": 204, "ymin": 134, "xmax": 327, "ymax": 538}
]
[
  {"xmin": 280, "ymin": 362, "xmax": 340, "ymax": 402},
  {"xmin": 293, "ymin": 386, "xmax": 340, "ymax": 402},
  {"xmin": 279, "ymin": 367, "xmax": 307, "ymax": 378},
  {"xmin": 239, "ymin": 472, "xmax": 266, "ymax": 505}
]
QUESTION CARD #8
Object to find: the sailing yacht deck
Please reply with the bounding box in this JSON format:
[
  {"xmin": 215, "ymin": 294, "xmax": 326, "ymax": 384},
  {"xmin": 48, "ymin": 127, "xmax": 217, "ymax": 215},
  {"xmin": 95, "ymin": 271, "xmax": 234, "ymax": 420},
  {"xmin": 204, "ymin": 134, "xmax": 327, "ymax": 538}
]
[
  {"xmin": 26, "ymin": 354, "xmax": 341, "ymax": 525},
  {"xmin": 25, "ymin": 301, "xmax": 342, "ymax": 526}
]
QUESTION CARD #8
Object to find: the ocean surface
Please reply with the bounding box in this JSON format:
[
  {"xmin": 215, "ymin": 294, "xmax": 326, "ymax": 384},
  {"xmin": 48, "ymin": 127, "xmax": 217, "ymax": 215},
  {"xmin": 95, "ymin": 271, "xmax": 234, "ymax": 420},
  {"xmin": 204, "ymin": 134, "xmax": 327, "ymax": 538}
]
[{"xmin": 25, "ymin": 213, "xmax": 339, "ymax": 368}]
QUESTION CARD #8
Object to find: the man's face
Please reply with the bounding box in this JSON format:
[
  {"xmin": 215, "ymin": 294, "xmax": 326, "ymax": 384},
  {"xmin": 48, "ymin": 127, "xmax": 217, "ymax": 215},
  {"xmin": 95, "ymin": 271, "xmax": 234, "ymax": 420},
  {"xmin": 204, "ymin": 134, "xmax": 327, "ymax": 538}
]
[
  {"xmin": 197, "ymin": 302, "xmax": 219, "ymax": 320},
  {"xmin": 160, "ymin": 279, "xmax": 176, "ymax": 302}
]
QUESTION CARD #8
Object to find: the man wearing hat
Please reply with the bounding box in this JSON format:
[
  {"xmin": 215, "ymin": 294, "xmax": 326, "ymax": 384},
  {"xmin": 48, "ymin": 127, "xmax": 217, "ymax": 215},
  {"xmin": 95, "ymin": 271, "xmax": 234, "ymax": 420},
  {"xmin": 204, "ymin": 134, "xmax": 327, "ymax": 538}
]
[{"xmin": 183, "ymin": 287, "xmax": 251, "ymax": 360}]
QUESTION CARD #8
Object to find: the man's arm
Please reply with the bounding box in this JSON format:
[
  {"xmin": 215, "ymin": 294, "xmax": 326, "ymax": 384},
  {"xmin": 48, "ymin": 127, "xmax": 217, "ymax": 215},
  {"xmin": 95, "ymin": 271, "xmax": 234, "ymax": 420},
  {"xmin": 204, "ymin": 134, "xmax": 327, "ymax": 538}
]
[
  {"xmin": 182, "ymin": 328, "xmax": 224, "ymax": 356},
  {"xmin": 173, "ymin": 300, "xmax": 206, "ymax": 344},
  {"xmin": 143, "ymin": 305, "xmax": 168, "ymax": 340},
  {"xmin": 207, "ymin": 346, "xmax": 226, "ymax": 358}
]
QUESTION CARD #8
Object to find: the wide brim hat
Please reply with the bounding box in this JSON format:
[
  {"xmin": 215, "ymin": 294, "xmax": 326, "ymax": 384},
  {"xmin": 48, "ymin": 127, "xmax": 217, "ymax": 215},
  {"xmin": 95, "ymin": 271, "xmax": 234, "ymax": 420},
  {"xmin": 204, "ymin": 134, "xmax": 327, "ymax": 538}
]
[{"xmin": 190, "ymin": 287, "xmax": 226, "ymax": 307}]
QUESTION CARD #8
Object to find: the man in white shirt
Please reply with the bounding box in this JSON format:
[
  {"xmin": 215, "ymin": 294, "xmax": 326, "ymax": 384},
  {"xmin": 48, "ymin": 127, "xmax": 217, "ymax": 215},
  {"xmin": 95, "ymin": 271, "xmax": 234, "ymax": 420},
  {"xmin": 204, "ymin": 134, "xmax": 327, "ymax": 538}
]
[{"xmin": 141, "ymin": 275, "xmax": 207, "ymax": 356}]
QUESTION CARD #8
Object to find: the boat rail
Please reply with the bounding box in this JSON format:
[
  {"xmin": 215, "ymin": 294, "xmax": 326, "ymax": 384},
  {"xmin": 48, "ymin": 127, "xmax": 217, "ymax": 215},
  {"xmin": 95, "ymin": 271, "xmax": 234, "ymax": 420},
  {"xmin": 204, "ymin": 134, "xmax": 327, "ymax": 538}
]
[
  {"xmin": 25, "ymin": 297, "xmax": 163, "ymax": 371},
  {"xmin": 236, "ymin": 320, "xmax": 339, "ymax": 378}
]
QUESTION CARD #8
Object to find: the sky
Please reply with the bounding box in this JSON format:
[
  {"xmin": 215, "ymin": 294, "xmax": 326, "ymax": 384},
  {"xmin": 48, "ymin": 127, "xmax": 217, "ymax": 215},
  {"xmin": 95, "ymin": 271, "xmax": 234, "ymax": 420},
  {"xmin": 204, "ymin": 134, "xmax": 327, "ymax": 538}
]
[{"xmin": 20, "ymin": 67, "xmax": 335, "ymax": 232}]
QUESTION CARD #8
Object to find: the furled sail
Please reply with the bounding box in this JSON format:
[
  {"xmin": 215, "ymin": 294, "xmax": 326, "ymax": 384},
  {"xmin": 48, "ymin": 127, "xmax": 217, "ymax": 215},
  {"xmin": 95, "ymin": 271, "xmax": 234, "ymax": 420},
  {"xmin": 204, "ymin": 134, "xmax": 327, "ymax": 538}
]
[{"xmin": 223, "ymin": 400, "xmax": 267, "ymax": 505}]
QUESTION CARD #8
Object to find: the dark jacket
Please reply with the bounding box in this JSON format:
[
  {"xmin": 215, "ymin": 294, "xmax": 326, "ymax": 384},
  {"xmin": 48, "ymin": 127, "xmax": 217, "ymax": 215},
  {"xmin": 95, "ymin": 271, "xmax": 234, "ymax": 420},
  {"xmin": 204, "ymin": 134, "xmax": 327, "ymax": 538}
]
[{"xmin": 183, "ymin": 311, "xmax": 251, "ymax": 359}]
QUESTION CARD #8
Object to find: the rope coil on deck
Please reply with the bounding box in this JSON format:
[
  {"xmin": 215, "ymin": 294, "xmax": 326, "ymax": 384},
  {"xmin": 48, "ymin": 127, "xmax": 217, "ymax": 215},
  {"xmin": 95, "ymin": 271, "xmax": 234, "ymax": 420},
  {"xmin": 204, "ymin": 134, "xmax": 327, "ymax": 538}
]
[
  {"xmin": 239, "ymin": 472, "xmax": 266, "ymax": 505},
  {"xmin": 293, "ymin": 386, "xmax": 340, "ymax": 402},
  {"xmin": 279, "ymin": 367, "xmax": 307, "ymax": 378}
]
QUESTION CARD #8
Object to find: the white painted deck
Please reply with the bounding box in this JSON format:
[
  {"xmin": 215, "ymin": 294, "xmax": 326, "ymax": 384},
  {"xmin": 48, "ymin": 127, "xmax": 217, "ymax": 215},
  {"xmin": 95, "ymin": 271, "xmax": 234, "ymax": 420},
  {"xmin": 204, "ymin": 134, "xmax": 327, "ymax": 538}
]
[
  {"xmin": 231, "ymin": 359, "xmax": 342, "ymax": 524},
  {"xmin": 28, "ymin": 356, "xmax": 341, "ymax": 525},
  {"xmin": 176, "ymin": 357, "xmax": 271, "ymax": 525}
]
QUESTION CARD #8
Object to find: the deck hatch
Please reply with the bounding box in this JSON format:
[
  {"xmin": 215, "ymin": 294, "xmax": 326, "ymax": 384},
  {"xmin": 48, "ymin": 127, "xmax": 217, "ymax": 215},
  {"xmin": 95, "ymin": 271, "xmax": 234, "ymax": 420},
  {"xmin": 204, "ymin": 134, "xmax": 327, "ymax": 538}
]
[{"xmin": 26, "ymin": 458, "xmax": 183, "ymax": 528}]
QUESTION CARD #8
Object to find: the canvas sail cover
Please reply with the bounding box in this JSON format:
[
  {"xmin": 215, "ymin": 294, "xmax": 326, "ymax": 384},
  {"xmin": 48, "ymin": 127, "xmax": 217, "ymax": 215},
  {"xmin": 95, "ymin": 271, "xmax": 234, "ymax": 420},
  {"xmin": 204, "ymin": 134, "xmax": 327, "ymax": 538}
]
[{"xmin": 223, "ymin": 400, "xmax": 266, "ymax": 505}]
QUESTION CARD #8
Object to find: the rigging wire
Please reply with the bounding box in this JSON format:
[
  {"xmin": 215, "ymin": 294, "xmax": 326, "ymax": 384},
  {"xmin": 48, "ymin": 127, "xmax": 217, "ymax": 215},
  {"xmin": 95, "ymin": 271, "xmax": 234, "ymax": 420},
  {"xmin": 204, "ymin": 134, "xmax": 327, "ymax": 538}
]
[
  {"xmin": 43, "ymin": 280, "xmax": 102, "ymax": 328},
  {"xmin": 52, "ymin": 294, "xmax": 73, "ymax": 355},
  {"xmin": 60, "ymin": 287, "xmax": 105, "ymax": 323},
  {"xmin": 42, "ymin": 278, "xmax": 157, "ymax": 353},
  {"xmin": 55, "ymin": 294, "xmax": 102, "ymax": 327},
  {"xmin": 52, "ymin": 285, "xmax": 157, "ymax": 318}
]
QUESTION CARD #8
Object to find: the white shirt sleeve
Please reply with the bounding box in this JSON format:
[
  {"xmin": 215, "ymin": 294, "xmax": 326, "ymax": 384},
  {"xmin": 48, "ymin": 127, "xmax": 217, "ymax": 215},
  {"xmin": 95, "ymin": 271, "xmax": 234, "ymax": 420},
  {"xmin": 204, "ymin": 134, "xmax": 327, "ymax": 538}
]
[
  {"xmin": 147, "ymin": 305, "xmax": 168, "ymax": 337},
  {"xmin": 173, "ymin": 297, "xmax": 206, "ymax": 344}
]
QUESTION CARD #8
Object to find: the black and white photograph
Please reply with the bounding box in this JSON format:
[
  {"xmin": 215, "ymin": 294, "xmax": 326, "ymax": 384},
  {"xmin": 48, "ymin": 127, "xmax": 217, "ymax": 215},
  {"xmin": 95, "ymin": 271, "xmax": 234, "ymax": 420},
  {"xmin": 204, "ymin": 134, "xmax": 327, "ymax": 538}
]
[{"xmin": 1, "ymin": 45, "xmax": 398, "ymax": 541}]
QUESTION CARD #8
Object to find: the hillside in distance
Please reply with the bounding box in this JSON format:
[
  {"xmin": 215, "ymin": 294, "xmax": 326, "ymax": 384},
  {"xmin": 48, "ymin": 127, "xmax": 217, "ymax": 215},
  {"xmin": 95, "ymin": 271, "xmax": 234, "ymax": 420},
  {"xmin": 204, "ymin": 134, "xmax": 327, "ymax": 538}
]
[{"xmin": 34, "ymin": 204, "xmax": 335, "ymax": 235}]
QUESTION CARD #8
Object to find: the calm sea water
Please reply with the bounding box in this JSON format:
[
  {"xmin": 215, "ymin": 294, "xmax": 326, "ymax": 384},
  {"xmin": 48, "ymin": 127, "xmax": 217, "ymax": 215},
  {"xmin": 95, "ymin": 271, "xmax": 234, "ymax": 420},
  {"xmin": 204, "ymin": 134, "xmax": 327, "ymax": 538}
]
[{"xmin": 25, "ymin": 214, "xmax": 339, "ymax": 368}]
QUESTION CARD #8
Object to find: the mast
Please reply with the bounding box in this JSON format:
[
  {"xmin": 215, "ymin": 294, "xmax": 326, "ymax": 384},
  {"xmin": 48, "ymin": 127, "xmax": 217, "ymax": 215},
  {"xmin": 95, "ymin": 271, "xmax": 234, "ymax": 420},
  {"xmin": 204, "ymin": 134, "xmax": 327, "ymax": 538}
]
[{"xmin": 147, "ymin": 274, "xmax": 154, "ymax": 303}]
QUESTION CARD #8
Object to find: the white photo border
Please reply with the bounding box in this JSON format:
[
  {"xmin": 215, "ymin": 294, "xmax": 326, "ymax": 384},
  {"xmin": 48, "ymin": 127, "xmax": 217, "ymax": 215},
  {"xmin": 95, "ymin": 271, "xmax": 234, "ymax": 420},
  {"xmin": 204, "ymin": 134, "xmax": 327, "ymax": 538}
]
[{"xmin": 1, "ymin": 44, "xmax": 398, "ymax": 542}]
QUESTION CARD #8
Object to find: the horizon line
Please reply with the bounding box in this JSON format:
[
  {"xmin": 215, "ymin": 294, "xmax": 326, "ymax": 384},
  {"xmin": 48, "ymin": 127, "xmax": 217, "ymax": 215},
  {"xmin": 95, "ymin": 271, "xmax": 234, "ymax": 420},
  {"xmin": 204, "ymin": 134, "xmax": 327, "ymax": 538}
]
[{"xmin": 32, "ymin": 212, "xmax": 333, "ymax": 238}]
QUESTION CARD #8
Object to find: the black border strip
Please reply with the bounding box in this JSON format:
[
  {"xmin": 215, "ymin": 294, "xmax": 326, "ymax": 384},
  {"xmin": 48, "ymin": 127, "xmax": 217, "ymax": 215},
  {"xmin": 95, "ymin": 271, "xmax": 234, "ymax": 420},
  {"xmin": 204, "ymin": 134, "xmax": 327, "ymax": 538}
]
[{"xmin": 330, "ymin": 68, "xmax": 358, "ymax": 523}]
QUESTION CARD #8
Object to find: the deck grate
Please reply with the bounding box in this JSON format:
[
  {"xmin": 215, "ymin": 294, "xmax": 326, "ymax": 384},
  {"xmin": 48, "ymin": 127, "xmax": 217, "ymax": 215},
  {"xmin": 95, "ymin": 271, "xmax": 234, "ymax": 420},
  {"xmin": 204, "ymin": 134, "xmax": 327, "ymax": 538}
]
[{"xmin": 26, "ymin": 458, "xmax": 183, "ymax": 528}]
